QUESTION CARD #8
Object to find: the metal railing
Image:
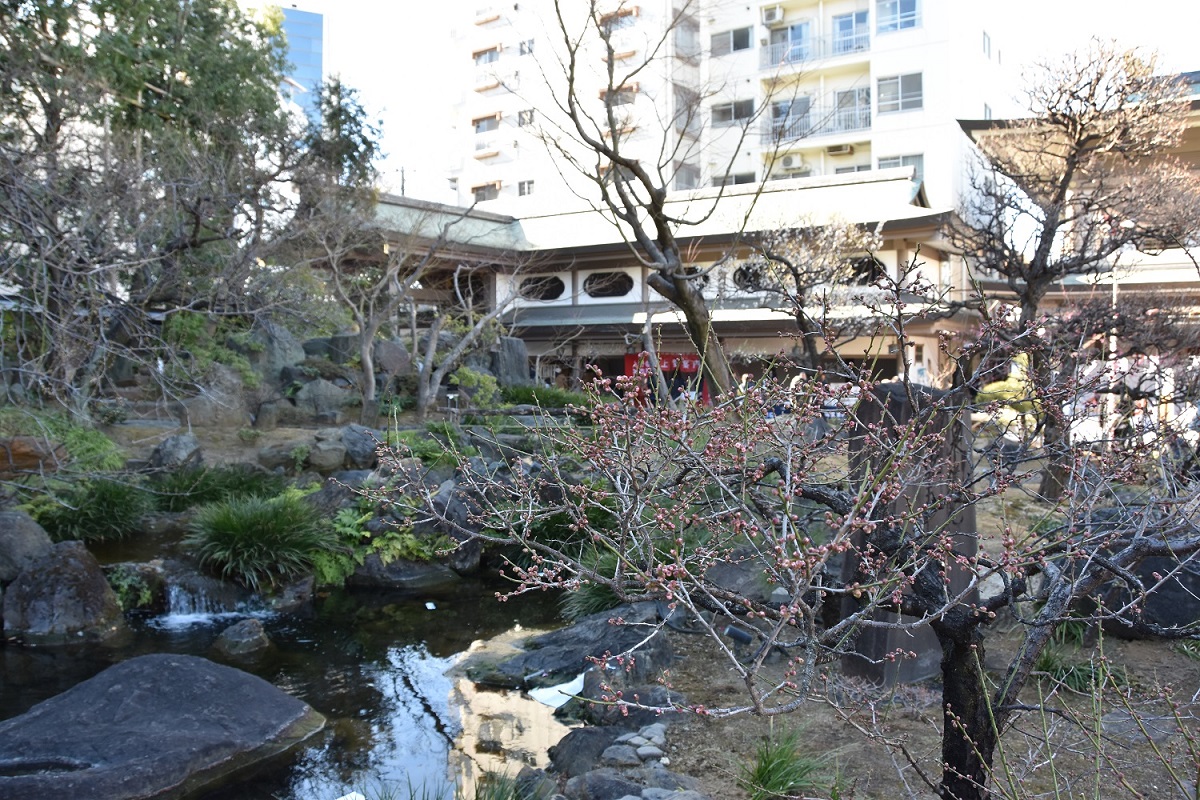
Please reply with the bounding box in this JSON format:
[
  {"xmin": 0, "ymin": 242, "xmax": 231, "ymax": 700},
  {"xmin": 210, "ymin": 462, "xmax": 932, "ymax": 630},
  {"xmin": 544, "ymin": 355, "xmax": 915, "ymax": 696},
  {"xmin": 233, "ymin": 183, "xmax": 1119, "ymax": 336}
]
[
  {"xmin": 761, "ymin": 105, "xmax": 871, "ymax": 143},
  {"xmin": 759, "ymin": 33, "xmax": 869, "ymax": 69}
]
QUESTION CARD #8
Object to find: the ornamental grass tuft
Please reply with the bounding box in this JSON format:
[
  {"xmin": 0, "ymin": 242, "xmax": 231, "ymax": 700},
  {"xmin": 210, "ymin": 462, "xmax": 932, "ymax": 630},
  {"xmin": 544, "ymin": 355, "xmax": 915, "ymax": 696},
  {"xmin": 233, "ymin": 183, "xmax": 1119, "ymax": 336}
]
[
  {"xmin": 184, "ymin": 493, "xmax": 333, "ymax": 592},
  {"xmin": 151, "ymin": 465, "xmax": 288, "ymax": 512},
  {"xmin": 738, "ymin": 727, "xmax": 832, "ymax": 800},
  {"xmin": 31, "ymin": 477, "xmax": 155, "ymax": 542}
]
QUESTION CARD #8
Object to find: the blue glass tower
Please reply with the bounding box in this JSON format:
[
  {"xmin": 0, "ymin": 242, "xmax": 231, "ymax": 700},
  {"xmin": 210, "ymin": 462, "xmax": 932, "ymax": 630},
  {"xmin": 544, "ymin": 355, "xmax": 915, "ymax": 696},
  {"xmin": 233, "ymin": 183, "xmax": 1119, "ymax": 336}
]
[{"xmin": 280, "ymin": 7, "xmax": 323, "ymax": 120}]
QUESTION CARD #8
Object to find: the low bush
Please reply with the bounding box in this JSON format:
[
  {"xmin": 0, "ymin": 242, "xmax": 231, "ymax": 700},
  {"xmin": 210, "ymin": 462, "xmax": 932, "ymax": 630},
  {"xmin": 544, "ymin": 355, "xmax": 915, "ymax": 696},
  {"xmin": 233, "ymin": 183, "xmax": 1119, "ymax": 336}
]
[
  {"xmin": 184, "ymin": 493, "xmax": 334, "ymax": 592},
  {"xmin": 311, "ymin": 502, "xmax": 453, "ymax": 588},
  {"xmin": 106, "ymin": 564, "xmax": 155, "ymax": 610},
  {"xmin": 500, "ymin": 385, "xmax": 591, "ymax": 408},
  {"xmin": 387, "ymin": 428, "xmax": 476, "ymax": 466},
  {"xmin": 151, "ymin": 465, "xmax": 288, "ymax": 512},
  {"xmin": 29, "ymin": 477, "xmax": 155, "ymax": 542}
]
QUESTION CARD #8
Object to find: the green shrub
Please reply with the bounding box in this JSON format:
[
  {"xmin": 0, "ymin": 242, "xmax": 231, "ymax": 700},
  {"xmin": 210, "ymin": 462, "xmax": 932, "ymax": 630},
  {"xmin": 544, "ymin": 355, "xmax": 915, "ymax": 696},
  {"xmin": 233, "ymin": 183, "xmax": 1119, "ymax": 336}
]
[
  {"xmin": 151, "ymin": 465, "xmax": 288, "ymax": 512},
  {"xmin": 560, "ymin": 550, "xmax": 622, "ymax": 620},
  {"xmin": 500, "ymin": 385, "xmax": 591, "ymax": 408},
  {"xmin": 107, "ymin": 564, "xmax": 154, "ymax": 610},
  {"xmin": 162, "ymin": 311, "xmax": 260, "ymax": 388},
  {"xmin": 184, "ymin": 494, "xmax": 334, "ymax": 591},
  {"xmin": 738, "ymin": 727, "xmax": 832, "ymax": 800},
  {"xmin": 450, "ymin": 366, "xmax": 500, "ymax": 408},
  {"xmin": 387, "ymin": 429, "xmax": 476, "ymax": 466},
  {"xmin": 30, "ymin": 477, "xmax": 155, "ymax": 542},
  {"xmin": 312, "ymin": 503, "xmax": 453, "ymax": 588}
]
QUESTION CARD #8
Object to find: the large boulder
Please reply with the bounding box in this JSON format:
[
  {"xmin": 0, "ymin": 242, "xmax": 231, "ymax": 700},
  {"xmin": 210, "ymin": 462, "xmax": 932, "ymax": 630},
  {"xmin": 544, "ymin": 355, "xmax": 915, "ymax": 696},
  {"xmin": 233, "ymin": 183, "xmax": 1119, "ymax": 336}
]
[
  {"xmin": 175, "ymin": 365, "xmax": 248, "ymax": 428},
  {"xmin": 3, "ymin": 541, "xmax": 128, "ymax": 644},
  {"xmin": 468, "ymin": 603, "xmax": 670, "ymax": 689},
  {"xmin": 491, "ymin": 336, "xmax": 533, "ymax": 388},
  {"xmin": 257, "ymin": 439, "xmax": 313, "ymax": 472},
  {"xmin": 288, "ymin": 379, "xmax": 357, "ymax": 425},
  {"xmin": 342, "ymin": 424, "xmax": 384, "ymax": 469},
  {"xmin": 236, "ymin": 321, "xmax": 305, "ymax": 385},
  {"xmin": 0, "ymin": 510, "xmax": 53, "ymax": 585},
  {"xmin": 0, "ymin": 436, "xmax": 67, "ymax": 480},
  {"xmin": 327, "ymin": 332, "xmax": 360, "ymax": 365},
  {"xmin": 307, "ymin": 438, "xmax": 348, "ymax": 473},
  {"xmin": 347, "ymin": 555, "xmax": 462, "ymax": 591},
  {"xmin": 373, "ymin": 339, "xmax": 410, "ymax": 376},
  {"xmin": 0, "ymin": 653, "xmax": 324, "ymax": 799},
  {"xmin": 148, "ymin": 433, "xmax": 202, "ymax": 471}
]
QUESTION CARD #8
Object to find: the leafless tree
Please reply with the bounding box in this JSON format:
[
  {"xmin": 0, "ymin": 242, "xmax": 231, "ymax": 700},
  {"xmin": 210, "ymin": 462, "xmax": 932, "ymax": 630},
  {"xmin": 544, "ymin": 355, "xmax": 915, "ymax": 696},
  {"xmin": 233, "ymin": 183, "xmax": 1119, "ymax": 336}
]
[
  {"xmin": 952, "ymin": 40, "xmax": 1200, "ymax": 497},
  {"xmin": 515, "ymin": 0, "xmax": 817, "ymax": 395},
  {"xmin": 393, "ymin": 242, "xmax": 1200, "ymax": 800},
  {"xmin": 734, "ymin": 219, "xmax": 886, "ymax": 372}
]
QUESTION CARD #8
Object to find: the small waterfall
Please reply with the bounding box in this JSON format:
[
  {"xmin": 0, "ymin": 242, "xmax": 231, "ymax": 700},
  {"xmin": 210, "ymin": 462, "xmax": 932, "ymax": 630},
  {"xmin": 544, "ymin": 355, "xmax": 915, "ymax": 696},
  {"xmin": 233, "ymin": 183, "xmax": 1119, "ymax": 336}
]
[{"xmin": 154, "ymin": 564, "xmax": 267, "ymax": 629}]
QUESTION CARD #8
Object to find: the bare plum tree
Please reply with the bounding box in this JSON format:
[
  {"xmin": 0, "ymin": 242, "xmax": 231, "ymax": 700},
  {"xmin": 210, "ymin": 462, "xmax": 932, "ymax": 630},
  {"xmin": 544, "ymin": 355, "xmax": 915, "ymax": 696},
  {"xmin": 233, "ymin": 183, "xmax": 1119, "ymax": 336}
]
[{"xmin": 952, "ymin": 40, "xmax": 1200, "ymax": 497}]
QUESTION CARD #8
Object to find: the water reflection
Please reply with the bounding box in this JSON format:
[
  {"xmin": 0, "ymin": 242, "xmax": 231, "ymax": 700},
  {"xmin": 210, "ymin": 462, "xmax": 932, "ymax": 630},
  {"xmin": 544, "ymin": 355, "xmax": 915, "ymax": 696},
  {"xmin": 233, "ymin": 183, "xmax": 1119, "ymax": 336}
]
[{"xmin": 1, "ymin": 581, "xmax": 567, "ymax": 800}]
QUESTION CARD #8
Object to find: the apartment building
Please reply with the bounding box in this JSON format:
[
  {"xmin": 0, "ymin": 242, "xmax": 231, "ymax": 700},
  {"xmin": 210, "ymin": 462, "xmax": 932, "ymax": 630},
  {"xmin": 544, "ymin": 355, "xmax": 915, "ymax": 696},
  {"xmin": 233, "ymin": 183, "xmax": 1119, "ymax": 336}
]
[{"xmin": 450, "ymin": 0, "xmax": 1013, "ymax": 211}]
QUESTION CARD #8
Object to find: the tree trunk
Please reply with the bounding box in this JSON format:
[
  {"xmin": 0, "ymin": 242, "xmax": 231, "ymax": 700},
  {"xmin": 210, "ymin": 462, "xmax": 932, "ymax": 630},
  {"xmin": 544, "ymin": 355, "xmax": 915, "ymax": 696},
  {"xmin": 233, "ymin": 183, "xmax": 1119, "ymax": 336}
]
[
  {"xmin": 359, "ymin": 330, "xmax": 379, "ymax": 427},
  {"xmin": 936, "ymin": 619, "xmax": 996, "ymax": 800},
  {"xmin": 646, "ymin": 270, "xmax": 733, "ymax": 396}
]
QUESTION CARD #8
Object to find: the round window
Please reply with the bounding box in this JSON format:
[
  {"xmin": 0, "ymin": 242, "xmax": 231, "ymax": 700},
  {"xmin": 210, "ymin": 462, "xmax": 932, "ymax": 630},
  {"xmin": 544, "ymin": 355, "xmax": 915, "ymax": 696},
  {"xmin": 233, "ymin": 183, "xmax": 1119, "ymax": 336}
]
[
  {"xmin": 519, "ymin": 275, "xmax": 566, "ymax": 301},
  {"xmin": 583, "ymin": 271, "xmax": 634, "ymax": 298}
]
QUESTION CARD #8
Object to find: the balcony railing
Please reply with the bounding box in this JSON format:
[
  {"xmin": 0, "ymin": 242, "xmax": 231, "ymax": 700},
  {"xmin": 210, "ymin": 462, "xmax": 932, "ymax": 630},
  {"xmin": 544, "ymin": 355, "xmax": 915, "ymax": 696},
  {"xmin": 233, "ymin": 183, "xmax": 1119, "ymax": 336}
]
[
  {"xmin": 760, "ymin": 33, "xmax": 869, "ymax": 69},
  {"xmin": 761, "ymin": 105, "xmax": 871, "ymax": 143}
]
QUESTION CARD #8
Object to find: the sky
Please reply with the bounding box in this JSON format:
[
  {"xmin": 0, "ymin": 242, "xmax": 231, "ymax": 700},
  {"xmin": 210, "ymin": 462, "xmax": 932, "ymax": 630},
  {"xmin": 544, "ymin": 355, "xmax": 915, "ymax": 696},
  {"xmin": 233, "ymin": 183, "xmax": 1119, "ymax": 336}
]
[
  {"xmin": 994, "ymin": 0, "xmax": 1195, "ymax": 75},
  {"xmin": 314, "ymin": 0, "xmax": 1199, "ymax": 201}
]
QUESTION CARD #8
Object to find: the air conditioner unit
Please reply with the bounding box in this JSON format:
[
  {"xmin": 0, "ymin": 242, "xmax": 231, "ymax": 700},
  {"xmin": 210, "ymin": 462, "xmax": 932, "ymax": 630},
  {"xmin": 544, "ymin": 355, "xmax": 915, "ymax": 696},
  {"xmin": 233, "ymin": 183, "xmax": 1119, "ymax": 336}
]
[
  {"xmin": 761, "ymin": 5, "xmax": 784, "ymax": 26},
  {"xmin": 826, "ymin": 144, "xmax": 854, "ymax": 156},
  {"xmin": 781, "ymin": 156, "xmax": 811, "ymax": 175}
]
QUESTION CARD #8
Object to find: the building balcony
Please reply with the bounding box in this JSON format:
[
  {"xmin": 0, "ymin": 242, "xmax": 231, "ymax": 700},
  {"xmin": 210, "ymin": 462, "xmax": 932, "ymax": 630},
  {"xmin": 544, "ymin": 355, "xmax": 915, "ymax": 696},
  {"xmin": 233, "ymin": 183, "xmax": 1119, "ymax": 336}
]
[
  {"xmin": 759, "ymin": 33, "xmax": 869, "ymax": 70},
  {"xmin": 761, "ymin": 106, "xmax": 871, "ymax": 143},
  {"xmin": 474, "ymin": 136, "xmax": 505, "ymax": 159}
]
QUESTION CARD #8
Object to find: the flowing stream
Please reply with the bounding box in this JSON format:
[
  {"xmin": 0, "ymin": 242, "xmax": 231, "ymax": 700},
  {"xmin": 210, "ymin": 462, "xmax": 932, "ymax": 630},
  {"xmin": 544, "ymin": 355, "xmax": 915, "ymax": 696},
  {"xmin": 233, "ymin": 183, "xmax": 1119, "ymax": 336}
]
[{"xmin": 0, "ymin": 577, "xmax": 569, "ymax": 799}]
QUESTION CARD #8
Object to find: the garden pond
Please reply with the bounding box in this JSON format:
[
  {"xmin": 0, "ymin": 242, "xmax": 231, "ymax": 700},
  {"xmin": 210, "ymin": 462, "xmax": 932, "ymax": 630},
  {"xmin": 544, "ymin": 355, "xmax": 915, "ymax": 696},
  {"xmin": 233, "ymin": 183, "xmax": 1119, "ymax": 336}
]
[{"xmin": 0, "ymin": 572, "xmax": 571, "ymax": 799}]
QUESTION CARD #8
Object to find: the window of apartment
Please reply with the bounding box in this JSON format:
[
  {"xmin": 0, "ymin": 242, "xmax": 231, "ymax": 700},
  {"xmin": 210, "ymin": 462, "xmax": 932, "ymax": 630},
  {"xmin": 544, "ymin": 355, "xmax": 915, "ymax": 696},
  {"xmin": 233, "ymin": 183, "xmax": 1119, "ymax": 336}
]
[
  {"xmin": 771, "ymin": 97, "xmax": 812, "ymax": 139},
  {"xmin": 673, "ymin": 84, "xmax": 701, "ymax": 136},
  {"xmin": 583, "ymin": 271, "xmax": 635, "ymax": 298},
  {"xmin": 473, "ymin": 114, "xmax": 500, "ymax": 134},
  {"xmin": 712, "ymin": 99, "xmax": 754, "ymax": 127},
  {"xmin": 602, "ymin": 85, "xmax": 638, "ymax": 106},
  {"xmin": 519, "ymin": 275, "xmax": 565, "ymax": 301},
  {"xmin": 600, "ymin": 7, "xmax": 638, "ymax": 34},
  {"xmin": 878, "ymin": 153, "xmax": 924, "ymax": 183},
  {"xmin": 877, "ymin": 0, "xmax": 919, "ymax": 32},
  {"xmin": 472, "ymin": 182, "xmax": 500, "ymax": 202},
  {"xmin": 518, "ymin": 109, "xmax": 535, "ymax": 126},
  {"xmin": 448, "ymin": 177, "xmax": 458, "ymax": 193},
  {"xmin": 675, "ymin": 13, "xmax": 701, "ymax": 59},
  {"xmin": 710, "ymin": 26, "xmax": 751, "ymax": 56},
  {"xmin": 673, "ymin": 162, "xmax": 701, "ymax": 191},
  {"xmin": 982, "ymin": 30, "xmax": 991, "ymax": 59},
  {"xmin": 519, "ymin": 39, "xmax": 534, "ymax": 55},
  {"xmin": 473, "ymin": 46, "xmax": 500, "ymax": 65},
  {"xmin": 518, "ymin": 179, "xmax": 535, "ymax": 196},
  {"xmin": 602, "ymin": 161, "xmax": 640, "ymax": 184},
  {"xmin": 877, "ymin": 73, "xmax": 922, "ymax": 113},
  {"xmin": 835, "ymin": 164, "xmax": 872, "ymax": 174},
  {"xmin": 713, "ymin": 172, "xmax": 756, "ymax": 187},
  {"xmin": 832, "ymin": 11, "xmax": 869, "ymax": 54},
  {"xmin": 769, "ymin": 22, "xmax": 813, "ymax": 63},
  {"xmin": 983, "ymin": 103, "xmax": 992, "ymax": 120}
]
